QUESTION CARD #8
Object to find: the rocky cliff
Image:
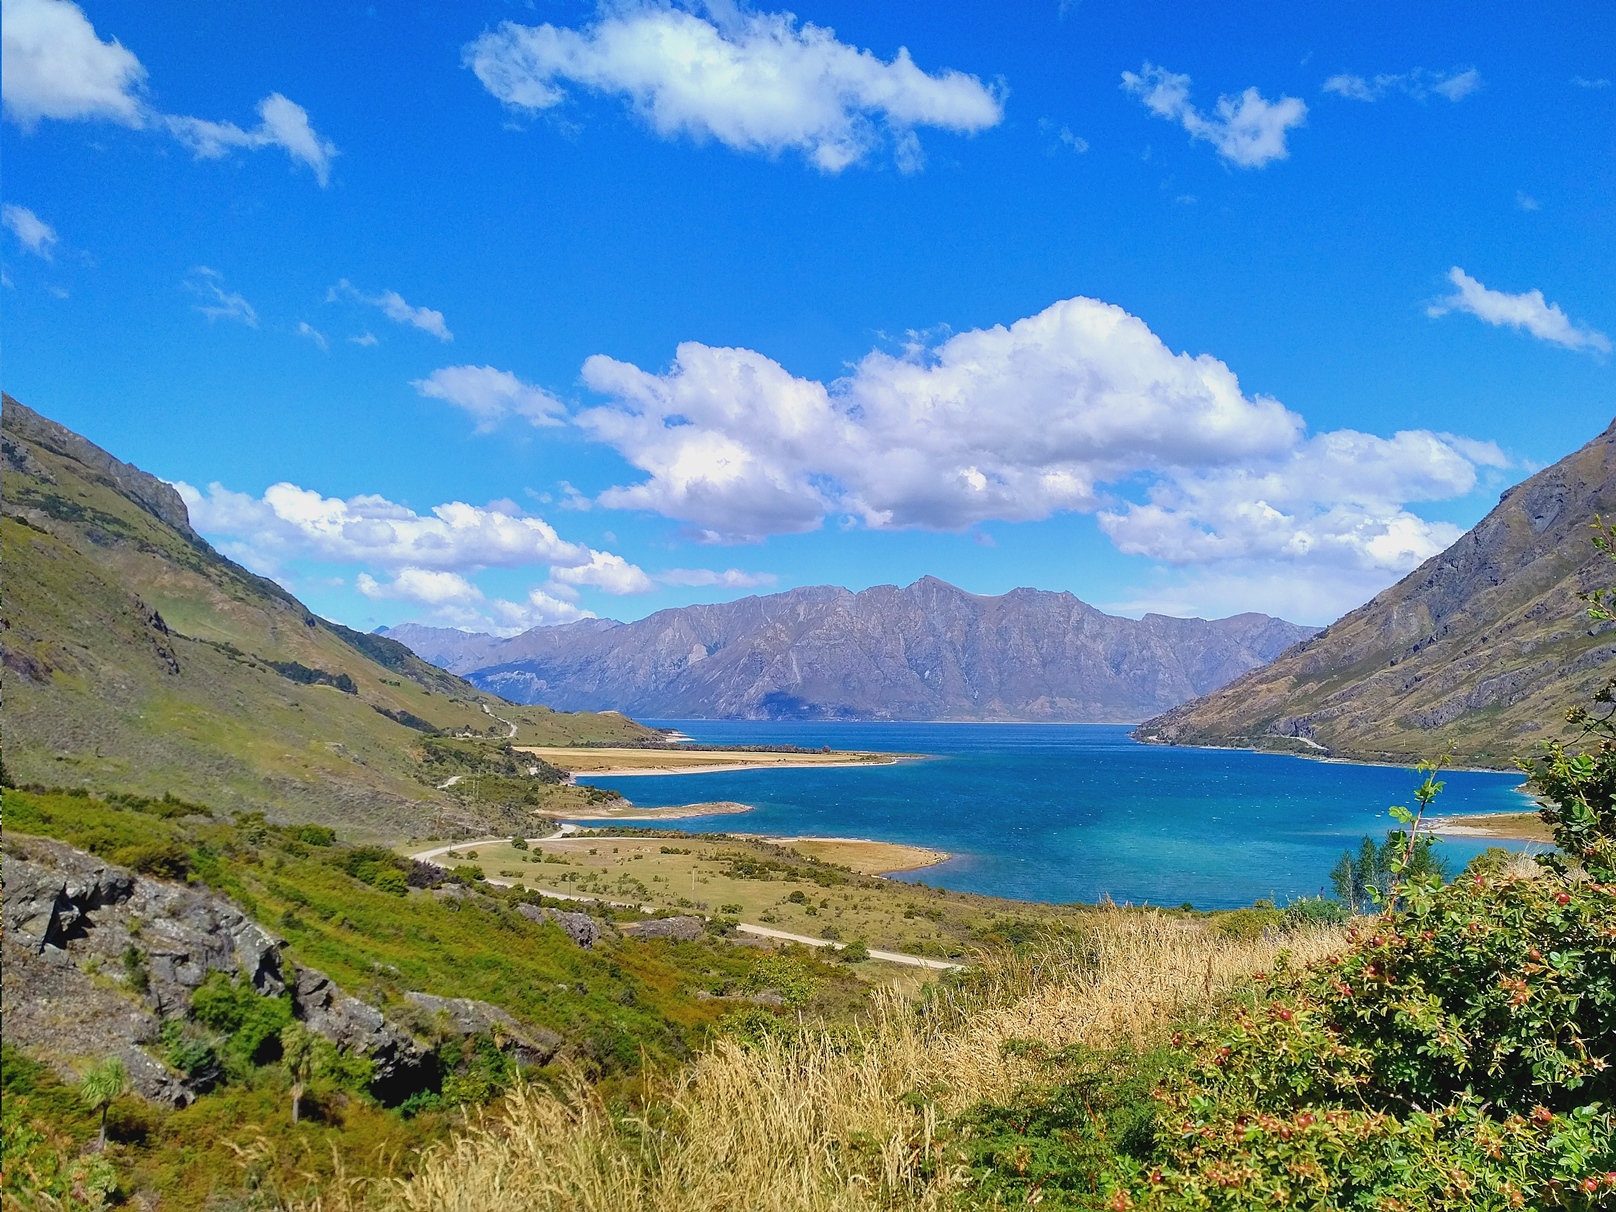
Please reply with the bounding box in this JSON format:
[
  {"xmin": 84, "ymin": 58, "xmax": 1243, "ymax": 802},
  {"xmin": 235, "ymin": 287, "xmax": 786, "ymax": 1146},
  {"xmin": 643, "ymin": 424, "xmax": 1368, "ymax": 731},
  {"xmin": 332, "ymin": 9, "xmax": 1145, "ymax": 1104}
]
[
  {"xmin": 1, "ymin": 833, "xmax": 559, "ymax": 1106},
  {"xmin": 1137, "ymin": 418, "xmax": 1616, "ymax": 768},
  {"xmin": 384, "ymin": 580, "xmax": 1316, "ymax": 722}
]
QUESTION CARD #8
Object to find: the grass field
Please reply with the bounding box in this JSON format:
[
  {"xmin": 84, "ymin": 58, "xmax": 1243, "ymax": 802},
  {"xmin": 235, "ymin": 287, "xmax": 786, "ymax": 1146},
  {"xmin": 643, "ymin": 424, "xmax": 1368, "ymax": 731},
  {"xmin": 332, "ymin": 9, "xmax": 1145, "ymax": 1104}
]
[{"xmin": 429, "ymin": 833, "xmax": 1072, "ymax": 961}]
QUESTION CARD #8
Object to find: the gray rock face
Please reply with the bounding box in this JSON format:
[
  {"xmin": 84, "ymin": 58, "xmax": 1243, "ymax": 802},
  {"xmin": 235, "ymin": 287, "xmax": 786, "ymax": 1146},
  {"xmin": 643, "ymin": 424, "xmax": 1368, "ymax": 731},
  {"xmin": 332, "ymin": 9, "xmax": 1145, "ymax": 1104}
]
[
  {"xmin": 2, "ymin": 836, "xmax": 287, "ymax": 1105},
  {"xmin": 516, "ymin": 903, "xmax": 606, "ymax": 947},
  {"xmin": 2, "ymin": 836, "xmax": 284, "ymax": 1013},
  {"xmin": 626, "ymin": 915, "xmax": 706, "ymax": 942},
  {"xmin": 290, "ymin": 968, "xmax": 433, "ymax": 1099},
  {"xmin": 3, "ymin": 834, "xmax": 578, "ymax": 1108},
  {"xmin": 384, "ymin": 580, "xmax": 1315, "ymax": 722},
  {"xmin": 402, "ymin": 992, "xmax": 563, "ymax": 1069}
]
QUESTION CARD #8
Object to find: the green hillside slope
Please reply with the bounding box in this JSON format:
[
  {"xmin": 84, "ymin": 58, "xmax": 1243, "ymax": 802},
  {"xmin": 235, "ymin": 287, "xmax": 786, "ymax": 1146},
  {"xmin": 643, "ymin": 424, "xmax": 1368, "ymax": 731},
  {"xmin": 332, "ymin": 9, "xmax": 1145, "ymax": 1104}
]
[
  {"xmin": 0, "ymin": 395, "xmax": 655, "ymax": 837},
  {"xmin": 1138, "ymin": 417, "xmax": 1616, "ymax": 768}
]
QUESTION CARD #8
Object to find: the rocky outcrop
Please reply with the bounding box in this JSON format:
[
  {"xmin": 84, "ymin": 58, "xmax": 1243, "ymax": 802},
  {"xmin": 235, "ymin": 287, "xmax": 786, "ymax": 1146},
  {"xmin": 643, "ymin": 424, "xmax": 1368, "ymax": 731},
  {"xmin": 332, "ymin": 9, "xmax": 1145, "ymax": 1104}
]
[
  {"xmin": 403, "ymin": 993, "xmax": 563, "ymax": 1069},
  {"xmin": 1138, "ymin": 418, "xmax": 1616, "ymax": 767},
  {"xmin": 2, "ymin": 835, "xmax": 286, "ymax": 1105},
  {"xmin": 516, "ymin": 903, "xmax": 607, "ymax": 947},
  {"xmin": 1, "ymin": 834, "xmax": 566, "ymax": 1106},
  {"xmin": 624, "ymin": 915, "xmax": 706, "ymax": 942},
  {"xmin": 3, "ymin": 393, "xmax": 198, "ymax": 538},
  {"xmin": 291, "ymin": 968, "xmax": 433, "ymax": 1102},
  {"xmin": 383, "ymin": 583, "xmax": 1316, "ymax": 723}
]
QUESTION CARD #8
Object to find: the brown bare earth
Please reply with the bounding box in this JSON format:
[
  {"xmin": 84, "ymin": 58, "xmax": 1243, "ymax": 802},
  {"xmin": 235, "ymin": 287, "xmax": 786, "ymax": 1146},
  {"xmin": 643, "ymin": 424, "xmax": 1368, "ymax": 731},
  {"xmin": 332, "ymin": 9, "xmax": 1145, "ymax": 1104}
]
[
  {"xmin": 1429, "ymin": 811, "xmax": 1554, "ymax": 843},
  {"xmin": 515, "ymin": 746, "xmax": 897, "ymax": 776}
]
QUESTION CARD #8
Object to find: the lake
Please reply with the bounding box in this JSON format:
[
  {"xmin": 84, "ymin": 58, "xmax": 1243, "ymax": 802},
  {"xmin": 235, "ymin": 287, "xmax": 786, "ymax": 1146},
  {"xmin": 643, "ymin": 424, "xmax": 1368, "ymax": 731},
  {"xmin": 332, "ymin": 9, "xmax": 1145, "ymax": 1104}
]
[{"xmin": 578, "ymin": 721, "xmax": 1537, "ymax": 910}]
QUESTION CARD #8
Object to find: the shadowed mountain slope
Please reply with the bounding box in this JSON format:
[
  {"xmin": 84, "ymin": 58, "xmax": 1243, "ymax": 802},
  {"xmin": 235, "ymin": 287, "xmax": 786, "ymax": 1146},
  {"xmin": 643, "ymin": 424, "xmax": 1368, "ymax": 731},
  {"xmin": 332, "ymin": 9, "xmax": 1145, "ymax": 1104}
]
[
  {"xmin": 1138, "ymin": 418, "xmax": 1616, "ymax": 768},
  {"xmin": 384, "ymin": 582, "xmax": 1316, "ymax": 722},
  {"xmin": 0, "ymin": 396, "xmax": 654, "ymax": 836}
]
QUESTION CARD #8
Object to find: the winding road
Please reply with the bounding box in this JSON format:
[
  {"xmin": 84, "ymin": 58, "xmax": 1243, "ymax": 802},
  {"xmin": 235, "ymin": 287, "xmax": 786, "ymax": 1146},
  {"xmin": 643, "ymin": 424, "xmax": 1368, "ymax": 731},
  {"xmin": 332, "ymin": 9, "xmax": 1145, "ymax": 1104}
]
[{"xmin": 407, "ymin": 837, "xmax": 964, "ymax": 972}]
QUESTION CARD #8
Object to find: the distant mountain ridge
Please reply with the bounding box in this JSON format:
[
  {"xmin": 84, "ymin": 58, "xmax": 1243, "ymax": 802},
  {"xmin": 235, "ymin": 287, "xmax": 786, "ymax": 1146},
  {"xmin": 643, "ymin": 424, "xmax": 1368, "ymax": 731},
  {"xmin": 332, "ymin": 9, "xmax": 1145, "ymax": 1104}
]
[
  {"xmin": 381, "ymin": 581, "xmax": 1317, "ymax": 722},
  {"xmin": 1138, "ymin": 418, "xmax": 1616, "ymax": 768}
]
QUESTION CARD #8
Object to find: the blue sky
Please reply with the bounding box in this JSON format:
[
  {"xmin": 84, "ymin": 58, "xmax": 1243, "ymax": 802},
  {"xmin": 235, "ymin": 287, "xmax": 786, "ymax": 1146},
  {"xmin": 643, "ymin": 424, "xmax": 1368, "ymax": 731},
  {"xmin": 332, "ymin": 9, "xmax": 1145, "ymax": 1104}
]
[{"xmin": 3, "ymin": 0, "xmax": 1612, "ymax": 632}]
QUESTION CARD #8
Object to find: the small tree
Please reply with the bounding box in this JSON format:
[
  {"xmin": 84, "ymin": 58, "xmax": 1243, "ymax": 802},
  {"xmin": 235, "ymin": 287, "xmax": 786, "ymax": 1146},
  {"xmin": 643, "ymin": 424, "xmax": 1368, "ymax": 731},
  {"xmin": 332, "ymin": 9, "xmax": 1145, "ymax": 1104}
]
[
  {"xmin": 79, "ymin": 1056, "xmax": 129, "ymax": 1151},
  {"xmin": 281, "ymin": 1022, "xmax": 316, "ymax": 1125}
]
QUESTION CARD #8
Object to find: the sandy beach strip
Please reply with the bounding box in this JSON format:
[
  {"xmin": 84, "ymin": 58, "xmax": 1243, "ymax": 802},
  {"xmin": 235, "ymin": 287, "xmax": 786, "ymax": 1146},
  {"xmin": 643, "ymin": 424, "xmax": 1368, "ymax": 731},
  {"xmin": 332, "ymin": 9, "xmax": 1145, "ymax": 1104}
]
[
  {"xmin": 763, "ymin": 835, "xmax": 952, "ymax": 875},
  {"xmin": 562, "ymin": 800, "xmax": 754, "ymax": 821},
  {"xmin": 1428, "ymin": 811, "xmax": 1553, "ymax": 843},
  {"xmin": 518, "ymin": 745, "xmax": 904, "ymax": 777}
]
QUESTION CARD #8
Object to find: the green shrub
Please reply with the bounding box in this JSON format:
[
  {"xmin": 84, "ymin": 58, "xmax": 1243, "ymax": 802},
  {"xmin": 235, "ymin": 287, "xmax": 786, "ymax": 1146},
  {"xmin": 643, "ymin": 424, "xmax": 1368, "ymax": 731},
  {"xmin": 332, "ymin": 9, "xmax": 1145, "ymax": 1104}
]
[
  {"xmin": 110, "ymin": 840, "xmax": 192, "ymax": 881},
  {"xmin": 840, "ymin": 939, "xmax": 870, "ymax": 963},
  {"xmin": 296, "ymin": 824, "xmax": 336, "ymax": 847},
  {"xmin": 189, "ymin": 973, "xmax": 293, "ymax": 1076}
]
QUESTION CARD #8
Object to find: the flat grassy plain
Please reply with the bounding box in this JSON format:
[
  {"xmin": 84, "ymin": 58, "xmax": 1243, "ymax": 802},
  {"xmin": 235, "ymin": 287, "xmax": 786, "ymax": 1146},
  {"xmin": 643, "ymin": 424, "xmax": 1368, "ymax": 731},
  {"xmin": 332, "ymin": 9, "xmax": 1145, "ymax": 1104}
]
[{"xmin": 433, "ymin": 833, "xmax": 1078, "ymax": 961}]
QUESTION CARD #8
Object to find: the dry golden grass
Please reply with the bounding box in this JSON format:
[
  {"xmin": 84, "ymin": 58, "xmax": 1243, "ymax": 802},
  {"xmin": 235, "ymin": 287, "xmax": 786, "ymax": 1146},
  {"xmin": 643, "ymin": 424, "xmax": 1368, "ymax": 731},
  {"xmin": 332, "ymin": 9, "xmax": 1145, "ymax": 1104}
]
[{"xmin": 294, "ymin": 913, "xmax": 1346, "ymax": 1212}]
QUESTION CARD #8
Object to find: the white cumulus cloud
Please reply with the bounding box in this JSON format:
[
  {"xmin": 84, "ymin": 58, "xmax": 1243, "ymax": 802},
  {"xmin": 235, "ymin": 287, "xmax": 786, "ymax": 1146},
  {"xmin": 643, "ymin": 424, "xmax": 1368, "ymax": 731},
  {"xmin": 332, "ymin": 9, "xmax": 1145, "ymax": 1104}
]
[
  {"xmin": 0, "ymin": 0, "xmax": 144, "ymax": 127},
  {"xmin": 577, "ymin": 294, "xmax": 1305, "ymax": 541},
  {"xmin": 330, "ymin": 279, "xmax": 452, "ymax": 341},
  {"xmin": 569, "ymin": 293, "xmax": 1509, "ymax": 621},
  {"xmin": 464, "ymin": 3, "xmax": 1004, "ymax": 172},
  {"xmin": 549, "ymin": 549, "xmax": 655, "ymax": 595},
  {"xmin": 1427, "ymin": 267, "xmax": 1610, "ymax": 353},
  {"xmin": 358, "ymin": 568, "xmax": 591, "ymax": 634},
  {"xmin": 1, "ymin": 0, "xmax": 335, "ymax": 183},
  {"xmin": 1121, "ymin": 62, "xmax": 1305, "ymax": 168},
  {"xmin": 174, "ymin": 481, "xmax": 592, "ymax": 573},
  {"xmin": 413, "ymin": 364, "xmax": 564, "ymax": 430},
  {"xmin": 1, "ymin": 202, "xmax": 56, "ymax": 258},
  {"xmin": 1323, "ymin": 67, "xmax": 1481, "ymax": 103}
]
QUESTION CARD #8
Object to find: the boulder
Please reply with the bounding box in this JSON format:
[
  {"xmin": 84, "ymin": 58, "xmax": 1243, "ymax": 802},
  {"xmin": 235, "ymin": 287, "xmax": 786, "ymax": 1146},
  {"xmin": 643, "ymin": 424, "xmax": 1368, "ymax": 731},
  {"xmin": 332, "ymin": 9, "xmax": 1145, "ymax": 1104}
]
[
  {"xmin": 516, "ymin": 903, "xmax": 606, "ymax": 947},
  {"xmin": 403, "ymin": 991, "xmax": 562, "ymax": 1069},
  {"xmin": 625, "ymin": 915, "xmax": 705, "ymax": 942},
  {"xmin": 291, "ymin": 968, "xmax": 433, "ymax": 1101}
]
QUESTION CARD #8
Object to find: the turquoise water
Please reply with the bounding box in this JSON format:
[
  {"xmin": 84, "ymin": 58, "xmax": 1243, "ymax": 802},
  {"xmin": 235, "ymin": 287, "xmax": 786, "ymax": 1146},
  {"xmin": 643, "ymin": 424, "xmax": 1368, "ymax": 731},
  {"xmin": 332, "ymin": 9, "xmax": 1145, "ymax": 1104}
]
[{"xmin": 579, "ymin": 722, "xmax": 1536, "ymax": 910}]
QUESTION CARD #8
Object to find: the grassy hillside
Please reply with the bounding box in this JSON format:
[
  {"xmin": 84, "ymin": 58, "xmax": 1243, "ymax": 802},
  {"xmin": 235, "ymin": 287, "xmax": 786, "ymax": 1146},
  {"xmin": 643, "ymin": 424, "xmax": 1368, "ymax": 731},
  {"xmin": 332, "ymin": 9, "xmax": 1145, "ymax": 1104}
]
[
  {"xmin": 1139, "ymin": 419, "xmax": 1616, "ymax": 768},
  {"xmin": 1, "ymin": 395, "xmax": 655, "ymax": 838}
]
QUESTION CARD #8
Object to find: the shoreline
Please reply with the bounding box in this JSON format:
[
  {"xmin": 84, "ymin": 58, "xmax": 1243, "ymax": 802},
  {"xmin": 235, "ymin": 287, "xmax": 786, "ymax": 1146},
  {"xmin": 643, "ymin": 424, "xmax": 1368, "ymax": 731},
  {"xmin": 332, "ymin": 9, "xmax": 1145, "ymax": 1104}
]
[
  {"xmin": 576, "ymin": 756, "xmax": 906, "ymax": 777},
  {"xmin": 562, "ymin": 800, "xmax": 754, "ymax": 821},
  {"xmin": 1428, "ymin": 810, "xmax": 1553, "ymax": 843}
]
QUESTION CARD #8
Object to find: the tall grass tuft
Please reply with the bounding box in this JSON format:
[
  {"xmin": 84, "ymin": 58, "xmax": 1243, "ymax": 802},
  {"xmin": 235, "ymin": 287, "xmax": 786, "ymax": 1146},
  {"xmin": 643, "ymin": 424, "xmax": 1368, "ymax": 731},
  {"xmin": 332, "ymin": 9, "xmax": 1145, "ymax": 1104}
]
[{"xmin": 291, "ymin": 912, "xmax": 1346, "ymax": 1212}]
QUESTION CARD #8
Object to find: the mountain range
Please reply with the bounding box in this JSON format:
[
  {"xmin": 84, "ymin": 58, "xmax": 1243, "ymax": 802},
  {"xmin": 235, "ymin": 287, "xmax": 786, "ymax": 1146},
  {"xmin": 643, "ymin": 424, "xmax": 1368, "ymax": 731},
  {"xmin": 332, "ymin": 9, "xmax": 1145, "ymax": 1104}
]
[
  {"xmin": 382, "ymin": 582, "xmax": 1317, "ymax": 722},
  {"xmin": 0, "ymin": 396, "xmax": 653, "ymax": 836},
  {"xmin": 1138, "ymin": 417, "xmax": 1616, "ymax": 768}
]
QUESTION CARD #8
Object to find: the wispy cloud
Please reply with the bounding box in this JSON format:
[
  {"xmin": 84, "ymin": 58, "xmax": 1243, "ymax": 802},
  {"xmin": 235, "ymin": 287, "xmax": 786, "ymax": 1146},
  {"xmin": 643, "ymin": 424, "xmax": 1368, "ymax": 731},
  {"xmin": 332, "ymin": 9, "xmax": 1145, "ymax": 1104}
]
[
  {"xmin": 1323, "ymin": 67, "xmax": 1480, "ymax": 103},
  {"xmin": 1, "ymin": 0, "xmax": 336, "ymax": 184},
  {"xmin": 296, "ymin": 321, "xmax": 328, "ymax": 351},
  {"xmin": 1121, "ymin": 63, "xmax": 1305, "ymax": 168},
  {"xmin": 463, "ymin": 2, "xmax": 1003, "ymax": 173},
  {"xmin": 413, "ymin": 365, "xmax": 564, "ymax": 430},
  {"xmin": 185, "ymin": 266, "xmax": 257, "ymax": 327},
  {"xmin": 1571, "ymin": 76, "xmax": 1611, "ymax": 90},
  {"xmin": 1515, "ymin": 191, "xmax": 1540, "ymax": 212},
  {"xmin": 1, "ymin": 203, "xmax": 56, "ymax": 258},
  {"xmin": 1037, "ymin": 118, "xmax": 1088, "ymax": 154},
  {"xmin": 1427, "ymin": 267, "xmax": 1610, "ymax": 353},
  {"xmin": 328, "ymin": 280, "xmax": 452, "ymax": 341}
]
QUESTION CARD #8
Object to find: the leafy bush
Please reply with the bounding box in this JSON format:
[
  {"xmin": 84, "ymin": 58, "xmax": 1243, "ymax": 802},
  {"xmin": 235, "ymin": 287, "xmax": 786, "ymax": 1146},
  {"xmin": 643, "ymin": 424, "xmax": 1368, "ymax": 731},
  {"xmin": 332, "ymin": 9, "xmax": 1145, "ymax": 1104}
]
[
  {"xmin": 189, "ymin": 973, "xmax": 293, "ymax": 1076},
  {"xmin": 110, "ymin": 840, "xmax": 192, "ymax": 881},
  {"xmin": 296, "ymin": 824, "xmax": 336, "ymax": 847}
]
